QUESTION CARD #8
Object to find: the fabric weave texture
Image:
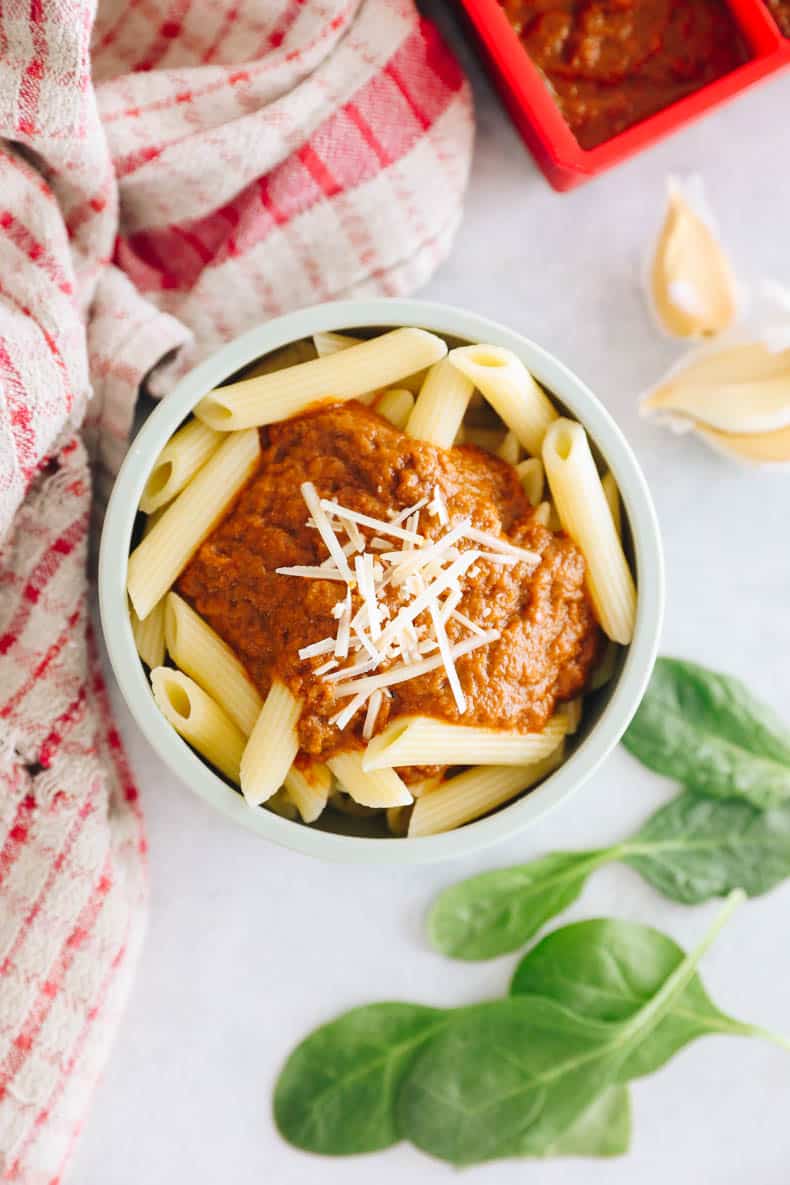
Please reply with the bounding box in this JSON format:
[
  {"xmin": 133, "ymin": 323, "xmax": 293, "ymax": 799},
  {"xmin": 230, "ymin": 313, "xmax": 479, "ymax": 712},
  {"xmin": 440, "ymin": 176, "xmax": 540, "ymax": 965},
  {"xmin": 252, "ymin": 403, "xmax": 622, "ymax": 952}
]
[{"xmin": 0, "ymin": 2, "xmax": 473, "ymax": 1178}]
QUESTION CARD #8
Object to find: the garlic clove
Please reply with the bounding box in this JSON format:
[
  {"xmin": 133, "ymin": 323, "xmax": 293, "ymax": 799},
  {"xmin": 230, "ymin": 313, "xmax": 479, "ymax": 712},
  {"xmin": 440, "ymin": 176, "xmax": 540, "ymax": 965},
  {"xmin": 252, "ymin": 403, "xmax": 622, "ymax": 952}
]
[
  {"xmin": 648, "ymin": 177, "xmax": 738, "ymax": 340},
  {"xmin": 642, "ymin": 342, "xmax": 790, "ymax": 433},
  {"xmin": 695, "ymin": 423, "xmax": 790, "ymax": 466}
]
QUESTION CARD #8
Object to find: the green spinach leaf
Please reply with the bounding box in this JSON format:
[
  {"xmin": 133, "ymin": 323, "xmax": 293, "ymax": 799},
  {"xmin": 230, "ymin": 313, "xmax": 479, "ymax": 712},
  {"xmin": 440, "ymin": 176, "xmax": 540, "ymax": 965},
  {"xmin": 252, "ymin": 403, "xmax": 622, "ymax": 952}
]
[
  {"xmin": 510, "ymin": 917, "xmax": 765, "ymax": 1081},
  {"xmin": 274, "ymin": 995, "xmax": 633, "ymax": 1161},
  {"xmin": 397, "ymin": 996, "xmax": 625, "ymax": 1164},
  {"xmin": 429, "ymin": 790, "xmax": 790, "ymax": 959},
  {"xmin": 273, "ymin": 1003, "xmax": 447, "ymax": 1154},
  {"xmin": 398, "ymin": 896, "xmax": 743, "ymax": 1164},
  {"xmin": 622, "ymin": 658, "xmax": 790, "ymax": 809},
  {"xmin": 624, "ymin": 791, "xmax": 790, "ymax": 903},
  {"xmin": 542, "ymin": 1085, "xmax": 630, "ymax": 1157},
  {"xmin": 427, "ymin": 851, "xmax": 611, "ymax": 961}
]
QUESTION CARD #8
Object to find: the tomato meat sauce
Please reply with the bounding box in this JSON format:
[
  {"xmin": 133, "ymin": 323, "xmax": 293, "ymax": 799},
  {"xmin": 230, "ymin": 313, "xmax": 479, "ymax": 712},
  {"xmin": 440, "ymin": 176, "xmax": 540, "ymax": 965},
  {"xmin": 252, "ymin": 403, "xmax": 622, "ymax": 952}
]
[
  {"xmin": 502, "ymin": 0, "xmax": 748, "ymax": 149},
  {"xmin": 767, "ymin": 0, "xmax": 790, "ymax": 35},
  {"xmin": 178, "ymin": 404, "xmax": 600, "ymax": 763}
]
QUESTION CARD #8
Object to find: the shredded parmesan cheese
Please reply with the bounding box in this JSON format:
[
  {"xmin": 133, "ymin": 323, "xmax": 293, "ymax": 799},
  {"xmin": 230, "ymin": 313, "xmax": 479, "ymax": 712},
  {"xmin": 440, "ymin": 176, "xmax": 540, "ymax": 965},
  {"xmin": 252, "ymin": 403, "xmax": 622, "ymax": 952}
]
[
  {"xmin": 278, "ymin": 565, "xmax": 346, "ymax": 581},
  {"xmin": 298, "ymin": 637, "xmax": 335, "ymax": 660},
  {"xmin": 301, "ymin": 482, "xmax": 354, "ymax": 581},
  {"xmin": 280, "ymin": 487, "xmax": 533, "ymax": 735},
  {"xmin": 362, "ymin": 689, "xmax": 384, "ymax": 739}
]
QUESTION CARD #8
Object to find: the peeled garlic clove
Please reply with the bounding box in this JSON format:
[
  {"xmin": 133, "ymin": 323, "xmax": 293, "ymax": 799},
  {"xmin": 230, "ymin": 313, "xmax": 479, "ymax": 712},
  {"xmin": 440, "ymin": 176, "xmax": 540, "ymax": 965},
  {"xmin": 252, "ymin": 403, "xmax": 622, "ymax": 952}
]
[
  {"xmin": 695, "ymin": 423, "xmax": 790, "ymax": 466},
  {"xmin": 642, "ymin": 341, "xmax": 790, "ymax": 433},
  {"xmin": 647, "ymin": 177, "xmax": 738, "ymax": 340}
]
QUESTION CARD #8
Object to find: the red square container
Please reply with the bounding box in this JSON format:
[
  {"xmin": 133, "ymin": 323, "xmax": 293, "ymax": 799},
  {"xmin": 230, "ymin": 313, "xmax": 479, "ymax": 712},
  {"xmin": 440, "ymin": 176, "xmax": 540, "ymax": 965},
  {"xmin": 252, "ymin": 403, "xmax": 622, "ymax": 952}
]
[{"xmin": 457, "ymin": 0, "xmax": 790, "ymax": 189}]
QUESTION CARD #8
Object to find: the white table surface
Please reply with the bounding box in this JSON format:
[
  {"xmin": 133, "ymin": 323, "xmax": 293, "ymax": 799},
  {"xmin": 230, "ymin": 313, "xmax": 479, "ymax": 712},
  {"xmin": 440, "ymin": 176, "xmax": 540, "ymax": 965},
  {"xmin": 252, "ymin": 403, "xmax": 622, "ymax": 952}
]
[{"xmin": 74, "ymin": 13, "xmax": 790, "ymax": 1184}]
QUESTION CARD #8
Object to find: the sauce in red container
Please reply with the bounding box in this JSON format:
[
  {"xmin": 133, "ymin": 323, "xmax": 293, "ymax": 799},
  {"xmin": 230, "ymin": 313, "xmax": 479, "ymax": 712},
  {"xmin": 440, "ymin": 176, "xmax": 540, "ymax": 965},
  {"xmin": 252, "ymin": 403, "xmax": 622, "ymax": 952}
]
[
  {"xmin": 766, "ymin": 0, "xmax": 790, "ymax": 34},
  {"xmin": 501, "ymin": 0, "xmax": 749, "ymax": 147}
]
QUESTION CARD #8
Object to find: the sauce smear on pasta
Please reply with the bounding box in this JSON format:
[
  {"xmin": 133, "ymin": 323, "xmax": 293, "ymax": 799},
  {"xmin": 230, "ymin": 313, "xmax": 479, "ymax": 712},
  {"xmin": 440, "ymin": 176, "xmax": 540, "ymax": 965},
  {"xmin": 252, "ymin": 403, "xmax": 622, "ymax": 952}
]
[{"xmin": 177, "ymin": 403, "xmax": 600, "ymax": 764}]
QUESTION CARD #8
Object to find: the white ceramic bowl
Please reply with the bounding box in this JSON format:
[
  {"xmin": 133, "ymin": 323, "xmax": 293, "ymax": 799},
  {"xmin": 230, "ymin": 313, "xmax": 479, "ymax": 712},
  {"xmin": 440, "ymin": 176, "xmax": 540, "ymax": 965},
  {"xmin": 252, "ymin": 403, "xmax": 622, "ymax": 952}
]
[{"xmin": 99, "ymin": 299, "xmax": 664, "ymax": 864}]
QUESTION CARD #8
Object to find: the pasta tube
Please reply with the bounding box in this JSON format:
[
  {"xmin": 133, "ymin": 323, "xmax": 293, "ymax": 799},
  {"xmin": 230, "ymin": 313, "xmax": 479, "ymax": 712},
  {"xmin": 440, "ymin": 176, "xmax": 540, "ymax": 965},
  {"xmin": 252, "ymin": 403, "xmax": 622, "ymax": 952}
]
[
  {"xmin": 240, "ymin": 678, "xmax": 302, "ymax": 806},
  {"xmin": 590, "ymin": 640, "xmax": 621, "ymax": 690},
  {"xmin": 130, "ymin": 510, "xmax": 166, "ymax": 667},
  {"xmin": 151, "ymin": 667, "xmax": 245, "ymax": 784},
  {"xmin": 543, "ymin": 419, "xmax": 636, "ymax": 644},
  {"xmin": 312, "ymin": 333, "xmax": 378, "ymax": 404},
  {"xmin": 266, "ymin": 788, "xmax": 300, "ymax": 820},
  {"xmin": 601, "ymin": 470, "xmax": 622, "ymax": 537},
  {"xmin": 362, "ymin": 713, "xmax": 567, "ymax": 771},
  {"xmin": 127, "ymin": 427, "xmax": 260, "ymax": 621},
  {"xmin": 457, "ymin": 426, "xmax": 505, "ymax": 453},
  {"xmin": 140, "ymin": 419, "xmax": 222, "ymax": 514},
  {"xmin": 312, "ymin": 332, "xmax": 430, "ymax": 396},
  {"xmin": 327, "ymin": 751, "xmax": 412, "ymax": 809},
  {"xmin": 164, "ymin": 592, "xmax": 262, "ymax": 736},
  {"xmin": 386, "ymin": 805, "xmax": 411, "ymax": 836},
  {"xmin": 131, "ymin": 600, "xmax": 165, "ymax": 669},
  {"xmin": 374, "ymin": 388, "xmax": 415, "ymax": 429},
  {"xmin": 312, "ymin": 331, "xmax": 360, "ymax": 357},
  {"xmin": 408, "ymin": 746, "xmax": 565, "ymax": 838},
  {"xmin": 196, "ymin": 329, "xmax": 447, "ymax": 430},
  {"xmin": 448, "ymin": 344, "xmax": 558, "ymax": 456},
  {"xmin": 497, "ymin": 429, "xmax": 521, "ymax": 465},
  {"xmin": 561, "ymin": 698, "xmax": 583, "ymax": 735},
  {"xmin": 244, "ymin": 339, "xmax": 316, "ymax": 378},
  {"xmin": 283, "ymin": 762, "xmax": 332, "ymax": 824},
  {"xmin": 406, "ymin": 358, "xmax": 474, "ymax": 447},
  {"xmin": 532, "ymin": 500, "xmax": 561, "ymax": 530},
  {"xmin": 516, "ymin": 457, "xmax": 544, "ymax": 507}
]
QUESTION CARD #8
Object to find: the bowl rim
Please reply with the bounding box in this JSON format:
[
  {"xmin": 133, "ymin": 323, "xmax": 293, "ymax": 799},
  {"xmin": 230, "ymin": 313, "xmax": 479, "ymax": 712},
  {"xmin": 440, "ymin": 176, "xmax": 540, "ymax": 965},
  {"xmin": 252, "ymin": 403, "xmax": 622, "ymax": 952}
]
[{"xmin": 99, "ymin": 298, "xmax": 664, "ymax": 865}]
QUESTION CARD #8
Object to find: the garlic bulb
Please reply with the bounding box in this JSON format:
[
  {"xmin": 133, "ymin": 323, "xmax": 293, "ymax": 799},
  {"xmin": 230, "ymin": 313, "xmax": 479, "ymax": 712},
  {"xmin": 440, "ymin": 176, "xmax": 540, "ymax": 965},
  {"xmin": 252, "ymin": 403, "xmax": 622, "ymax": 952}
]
[{"xmin": 647, "ymin": 177, "xmax": 738, "ymax": 340}]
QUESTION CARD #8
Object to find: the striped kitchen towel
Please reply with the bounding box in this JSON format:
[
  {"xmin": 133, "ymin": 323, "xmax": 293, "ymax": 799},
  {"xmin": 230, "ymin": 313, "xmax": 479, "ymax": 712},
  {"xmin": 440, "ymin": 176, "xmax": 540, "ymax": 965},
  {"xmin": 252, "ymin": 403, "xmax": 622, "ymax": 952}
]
[{"xmin": 0, "ymin": 2, "xmax": 473, "ymax": 1180}]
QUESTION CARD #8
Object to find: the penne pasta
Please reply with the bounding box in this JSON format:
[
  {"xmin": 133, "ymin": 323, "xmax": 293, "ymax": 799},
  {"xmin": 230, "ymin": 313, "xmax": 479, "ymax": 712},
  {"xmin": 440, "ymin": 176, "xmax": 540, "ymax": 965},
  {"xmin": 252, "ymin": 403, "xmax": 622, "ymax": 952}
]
[
  {"xmin": 328, "ymin": 790, "xmax": 378, "ymax": 818},
  {"xmin": 497, "ymin": 429, "xmax": 521, "ymax": 465},
  {"xmin": 374, "ymin": 388, "xmax": 415, "ymax": 430},
  {"xmin": 313, "ymin": 330, "xmax": 428, "ymax": 395},
  {"xmin": 139, "ymin": 419, "xmax": 222, "ymax": 514},
  {"xmin": 164, "ymin": 592, "xmax": 262, "ymax": 736},
  {"xmin": 601, "ymin": 470, "xmax": 622, "ymax": 537},
  {"xmin": 130, "ymin": 512, "xmax": 166, "ymax": 667},
  {"xmin": 131, "ymin": 599, "xmax": 165, "ymax": 669},
  {"xmin": 266, "ymin": 787, "xmax": 300, "ymax": 820},
  {"xmin": 448, "ymin": 344, "xmax": 558, "ymax": 456},
  {"xmin": 195, "ymin": 329, "xmax": 448, "ymax": 431},
  {"xmin": 151, "ymin": 667, "xmax": 245, "ymax": 784},
  {"xmin": 243, "ymin": 338, "xmax": 316, "ymax": 378},
  {"xmin": 130, "ymin": 324, "xmax": 639, "ymax": 841},
  {"xmin": 543, "ymin": 419, "xmax": 636, "ymax": 644},
  {"xmin": 240, "ymin": 678, "xmax": 302, "ymax": 806},
  {"xmin": 312, "ymin": 333, "xmax": 375, "ymax": 405},
  {"xmin": 561, "ymin": 697, "xmax": 583, "ymax": 735},
  {"xmin": 409, "ymin": 775, "xmax": 443, "ymax": 799},
  {"xmin": 283, "ymin": 762, "xmax": 332, "ymax": 824},
  {"xmin": 362, "ymin": 713, "xmax": 567, "ymax": 771},
  {"xmin": 327, "ymin": 751, "xmax": 413, "ymax": 809},
  {"xmin": 312, "ymin": 331, "xmax": 360, "ymax": 357},
  {"xmin": 408, "ymin": 746, "xmax": 565, "ymax": 838},
  {"xmin": 516, "ymin": 457, "xmax": 545, "ymax": 507},
  {"xmin": 127, "ymin": 427, "xmax": 260, "ymax": 621},
  {"xmin": 590, "ymin": 640, "xmax": 621, "ymax": 690},
  {"xmin": 393, "ymin": 369, "xmax": 429, "ymax": 396},
  {"xmin": 532, "ymin": 499, "xmax": 561, "ymax": 530},
  {"xmin": 457, "ymin": 426, "xmax": 505, "ymax": 453},
  {"xmin": 406, "ymin": 357, "xmax": 474, "ymax": 448},
  {"xmin": 386, "ymin": 805, "xmax": 412, "ymax": 836}
]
